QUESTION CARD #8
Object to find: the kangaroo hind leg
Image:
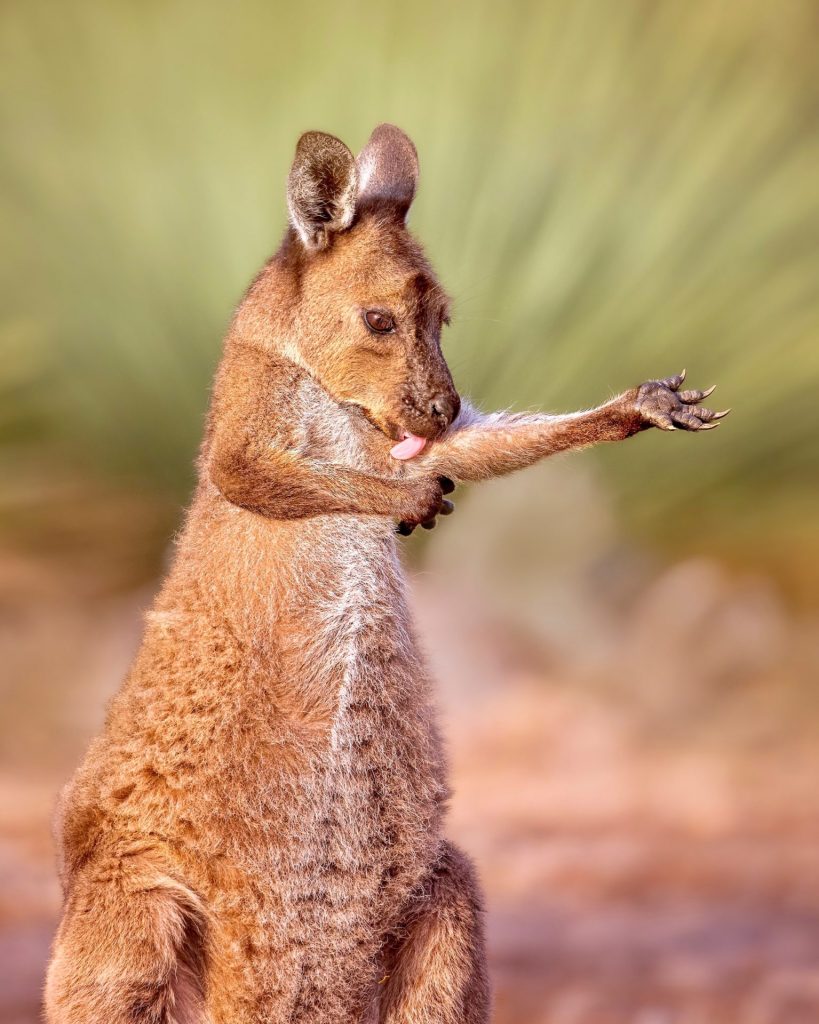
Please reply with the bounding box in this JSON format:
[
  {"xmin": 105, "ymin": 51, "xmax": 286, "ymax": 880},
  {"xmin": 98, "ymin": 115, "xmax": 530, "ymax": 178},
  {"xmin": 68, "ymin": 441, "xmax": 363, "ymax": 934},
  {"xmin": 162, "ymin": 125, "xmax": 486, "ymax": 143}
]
[
  {"xmin": 379, "ymin": 841, "xmax": 490, "ymax": 1024},
  {"xmin": 45, "ymin": 857, "xmax": 208, "ymax": 1024}
]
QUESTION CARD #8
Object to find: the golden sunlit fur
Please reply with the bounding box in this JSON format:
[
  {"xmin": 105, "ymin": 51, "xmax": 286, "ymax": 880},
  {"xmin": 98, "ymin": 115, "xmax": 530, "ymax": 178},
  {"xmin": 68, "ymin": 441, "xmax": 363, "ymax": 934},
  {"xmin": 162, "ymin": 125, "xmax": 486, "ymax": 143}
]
[{"xmin": 46, "ymin": 124, "xmax": 721, "ymax": 1024}]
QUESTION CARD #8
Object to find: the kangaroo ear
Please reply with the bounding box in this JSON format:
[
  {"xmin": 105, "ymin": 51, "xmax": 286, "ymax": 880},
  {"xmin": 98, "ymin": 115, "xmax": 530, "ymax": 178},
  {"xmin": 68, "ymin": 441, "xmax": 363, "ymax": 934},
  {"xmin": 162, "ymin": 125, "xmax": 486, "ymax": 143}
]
[
  {"xmin": 287, "ymin": 131, "xmax": 358, "ymax": 250},
  {"xmin": 356, "ymin": 124, "xmax": 419, "ymax": 220}
]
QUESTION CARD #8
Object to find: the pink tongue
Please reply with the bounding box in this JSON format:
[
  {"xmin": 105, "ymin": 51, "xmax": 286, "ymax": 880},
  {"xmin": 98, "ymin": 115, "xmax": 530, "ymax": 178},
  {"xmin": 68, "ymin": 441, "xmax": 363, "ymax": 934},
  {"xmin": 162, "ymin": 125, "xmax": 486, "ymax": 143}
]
[{"xmin": 390, "ymin": 433, "xmax": 428, "ymax": 460}]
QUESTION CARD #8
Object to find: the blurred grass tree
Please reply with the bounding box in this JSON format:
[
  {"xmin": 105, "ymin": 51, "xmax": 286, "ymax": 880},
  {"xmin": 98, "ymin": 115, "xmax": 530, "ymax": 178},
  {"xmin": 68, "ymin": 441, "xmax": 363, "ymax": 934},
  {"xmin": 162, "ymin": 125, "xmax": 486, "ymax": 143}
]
[{"xmin": 1, "ymin": 0, "xmax": 818, "ymax": 597}]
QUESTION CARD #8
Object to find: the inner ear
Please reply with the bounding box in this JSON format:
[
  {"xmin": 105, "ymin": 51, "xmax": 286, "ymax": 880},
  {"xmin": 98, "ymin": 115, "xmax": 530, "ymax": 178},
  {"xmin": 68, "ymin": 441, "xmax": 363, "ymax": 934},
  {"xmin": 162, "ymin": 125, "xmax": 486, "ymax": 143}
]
[
  {"xmin": 356, "ymin": 124, "xmax": 419, "ymax": 221},
  {"xmin": 287, "ymin": 131, "xmax": 357, "ymax": 250}
]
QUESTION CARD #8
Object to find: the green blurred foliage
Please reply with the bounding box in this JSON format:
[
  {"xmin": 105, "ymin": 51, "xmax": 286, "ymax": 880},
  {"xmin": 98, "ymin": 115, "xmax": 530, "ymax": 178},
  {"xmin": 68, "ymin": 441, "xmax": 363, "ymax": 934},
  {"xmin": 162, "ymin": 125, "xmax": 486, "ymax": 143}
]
[{"xmin": 1, "ymin": 0, "xmax": 818, "ymax": 596}]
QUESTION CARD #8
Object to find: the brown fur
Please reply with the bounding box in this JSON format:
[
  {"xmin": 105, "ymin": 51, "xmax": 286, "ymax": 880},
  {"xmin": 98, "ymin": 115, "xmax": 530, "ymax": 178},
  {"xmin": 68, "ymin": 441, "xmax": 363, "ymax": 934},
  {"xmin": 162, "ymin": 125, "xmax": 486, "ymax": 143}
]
[{"xmin": 46, "ymin": 125, "xmax": 722, "ymax": 1024}]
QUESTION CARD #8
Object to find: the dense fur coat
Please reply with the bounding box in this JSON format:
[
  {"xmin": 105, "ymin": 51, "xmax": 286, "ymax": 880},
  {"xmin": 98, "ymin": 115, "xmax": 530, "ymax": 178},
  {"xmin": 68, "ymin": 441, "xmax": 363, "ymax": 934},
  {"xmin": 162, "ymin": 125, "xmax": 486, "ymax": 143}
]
[{"xmin": 45, "ymin": 125, "xmax": 724, "ymax": 1024}]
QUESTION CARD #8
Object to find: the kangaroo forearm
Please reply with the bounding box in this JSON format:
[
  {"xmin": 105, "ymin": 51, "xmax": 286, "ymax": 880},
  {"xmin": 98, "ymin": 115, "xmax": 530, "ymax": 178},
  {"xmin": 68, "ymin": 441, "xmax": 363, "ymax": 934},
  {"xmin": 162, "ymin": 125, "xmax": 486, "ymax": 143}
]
[
  {"xmin": 211, "ymin": 449, "xmax": 416, "ymax": 520},
  {"xmin": 422, "ymin": 396, "xmax": 638, "ymax": 482}
]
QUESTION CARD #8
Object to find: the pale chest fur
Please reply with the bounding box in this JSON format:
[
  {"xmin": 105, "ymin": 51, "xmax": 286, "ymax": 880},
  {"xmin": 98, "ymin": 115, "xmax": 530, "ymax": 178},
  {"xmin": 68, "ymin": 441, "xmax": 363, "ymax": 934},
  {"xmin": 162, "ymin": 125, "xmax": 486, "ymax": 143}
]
[
  {"xmin": 188, "ymin": 521, "xmax": 448, "ymax": 1009},
  {"xmin": 247, "ymin": 520, "xmax": 448, "ymax": 869},
  {"xmin": 136, "ymin": 509, "xmax": 448, "ymax": 887},
  {"xmin": 275, "ymin": 370, "xmax": 414, "ymax": 478}
]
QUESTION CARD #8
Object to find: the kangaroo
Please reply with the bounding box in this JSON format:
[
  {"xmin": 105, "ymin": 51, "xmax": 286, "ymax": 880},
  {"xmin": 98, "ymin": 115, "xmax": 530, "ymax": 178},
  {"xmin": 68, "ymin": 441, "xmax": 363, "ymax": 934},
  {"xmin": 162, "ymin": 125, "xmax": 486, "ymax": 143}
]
[{"xmin": 45, "ymin": 124, "xmax": 726, "ymax": 1024}]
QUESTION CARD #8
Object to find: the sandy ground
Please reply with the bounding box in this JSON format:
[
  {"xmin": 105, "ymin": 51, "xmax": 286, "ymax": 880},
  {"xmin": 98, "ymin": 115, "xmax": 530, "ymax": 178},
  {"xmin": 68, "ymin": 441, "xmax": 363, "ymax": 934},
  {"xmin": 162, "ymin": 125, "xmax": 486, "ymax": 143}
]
[
  {"xmin": 2, "ymin": 569, "xmax": 818, "ymax": 1023},
  {"xmin": 446, "ymin": 684, "xmax": 819, "ymax": 1024}
]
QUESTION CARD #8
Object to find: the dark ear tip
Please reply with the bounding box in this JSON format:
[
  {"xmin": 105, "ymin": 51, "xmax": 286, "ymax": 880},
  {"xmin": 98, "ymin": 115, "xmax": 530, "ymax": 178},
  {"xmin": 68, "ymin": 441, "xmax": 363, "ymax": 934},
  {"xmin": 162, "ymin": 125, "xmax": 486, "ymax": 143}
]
[
  {"xmin": 294, "ymin": 131, "xmax": 354, "ymax": 162},
  {"xmin": 367, "ymin": 124, "xmax": 419, "ymax": 167},
  {"xmin": 371, "ymin": 122, "xmax": 417, "ymax": 144}
]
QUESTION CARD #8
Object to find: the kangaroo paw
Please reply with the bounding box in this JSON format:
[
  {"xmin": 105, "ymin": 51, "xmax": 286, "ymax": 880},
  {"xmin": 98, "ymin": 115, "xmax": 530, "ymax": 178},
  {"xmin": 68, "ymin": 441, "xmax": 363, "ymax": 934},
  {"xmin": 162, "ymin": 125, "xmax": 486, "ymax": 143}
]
[{"xmin": 633, "ymin": 370, "xmax": 730, "ymax": 432}]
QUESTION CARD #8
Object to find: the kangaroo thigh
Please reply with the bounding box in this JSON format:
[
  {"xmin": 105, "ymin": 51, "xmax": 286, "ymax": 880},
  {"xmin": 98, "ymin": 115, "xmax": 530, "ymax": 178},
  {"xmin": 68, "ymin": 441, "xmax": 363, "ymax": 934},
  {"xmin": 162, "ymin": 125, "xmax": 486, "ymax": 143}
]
[{"xmin": 378, "ymin": 841, "xmax": 490, "ymax": 1024}]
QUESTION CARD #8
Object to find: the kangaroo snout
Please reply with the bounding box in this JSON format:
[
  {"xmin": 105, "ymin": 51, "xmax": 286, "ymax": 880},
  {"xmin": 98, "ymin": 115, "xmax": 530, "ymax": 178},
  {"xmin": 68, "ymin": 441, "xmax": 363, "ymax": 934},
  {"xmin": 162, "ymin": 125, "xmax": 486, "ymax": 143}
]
[
  {"xmin": 430, "ymin": 391, "xmax": 460, "ymax": 429},
  {"xmin": 401, "ymin": 379, "xmax": 461, "ymax": 440}
]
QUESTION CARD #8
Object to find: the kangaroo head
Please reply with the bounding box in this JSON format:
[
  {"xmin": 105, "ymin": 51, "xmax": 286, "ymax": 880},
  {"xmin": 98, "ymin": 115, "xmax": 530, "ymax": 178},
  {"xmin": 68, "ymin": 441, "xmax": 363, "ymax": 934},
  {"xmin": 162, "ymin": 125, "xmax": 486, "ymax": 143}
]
[{"xmin": 282, "ymin": 124, "xmax": 460, "ymax": 445}]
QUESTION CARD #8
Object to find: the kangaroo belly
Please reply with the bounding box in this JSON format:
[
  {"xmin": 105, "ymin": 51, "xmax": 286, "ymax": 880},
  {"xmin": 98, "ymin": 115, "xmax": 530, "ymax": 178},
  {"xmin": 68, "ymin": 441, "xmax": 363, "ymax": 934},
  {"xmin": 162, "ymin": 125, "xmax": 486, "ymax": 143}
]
[
  {"xmin": 244, "ymin": 516, "xmax": 449, "ymax": 926},
  {"xmin": 59, "ymin": 516, "xmax": 448, "ymax": 1022}
]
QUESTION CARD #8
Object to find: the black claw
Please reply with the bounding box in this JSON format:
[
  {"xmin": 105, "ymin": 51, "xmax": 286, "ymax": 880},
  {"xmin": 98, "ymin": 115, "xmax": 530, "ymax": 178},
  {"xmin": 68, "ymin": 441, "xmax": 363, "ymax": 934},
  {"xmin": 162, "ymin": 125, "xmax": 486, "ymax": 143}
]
[
  {"xmin": 439, "ymin": 499, "xmax": 455, "ymax": 515},
  {"xmin": 438, "ymin": 476, "xmax": 455, "ymax": 495},
  {"xmin": 396, "ymin": 521, "xmax": 415, "ymax": 536}
]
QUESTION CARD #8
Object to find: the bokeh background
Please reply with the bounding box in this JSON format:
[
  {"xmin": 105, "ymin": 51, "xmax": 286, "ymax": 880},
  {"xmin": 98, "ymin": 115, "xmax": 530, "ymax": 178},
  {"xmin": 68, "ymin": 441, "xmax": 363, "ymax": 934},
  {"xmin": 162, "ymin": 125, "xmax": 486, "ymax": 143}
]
[{"xmin": 2, "ymin": 1, "xmax": 819, "ymax": 1021}]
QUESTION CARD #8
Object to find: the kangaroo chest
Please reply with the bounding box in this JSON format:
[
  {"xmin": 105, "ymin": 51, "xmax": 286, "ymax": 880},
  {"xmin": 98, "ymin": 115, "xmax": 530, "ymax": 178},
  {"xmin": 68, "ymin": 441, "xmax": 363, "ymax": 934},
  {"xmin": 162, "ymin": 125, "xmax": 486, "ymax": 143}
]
[
  {"xmin": 203, "ymin": 524, "xmax": 448, "ymax": 1019},
  {"xmin": 236, "ymin": 521, "xmax": 447, "ymax": 906}
]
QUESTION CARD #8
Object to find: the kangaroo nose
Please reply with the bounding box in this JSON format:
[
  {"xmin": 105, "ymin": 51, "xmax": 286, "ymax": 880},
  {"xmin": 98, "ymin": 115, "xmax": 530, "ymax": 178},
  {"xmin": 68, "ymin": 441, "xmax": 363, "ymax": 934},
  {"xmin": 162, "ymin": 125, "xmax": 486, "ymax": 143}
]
[{"xmin": 429, "ymin": 392, "xmax": 460, "ymax": 428}]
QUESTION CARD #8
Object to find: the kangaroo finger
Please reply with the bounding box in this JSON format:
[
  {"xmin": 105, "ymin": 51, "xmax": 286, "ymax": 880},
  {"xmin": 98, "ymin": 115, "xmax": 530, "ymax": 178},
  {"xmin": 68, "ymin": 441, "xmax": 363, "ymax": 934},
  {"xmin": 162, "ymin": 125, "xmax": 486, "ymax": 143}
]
[
  {"xmin": 671, "ymin": 410, "xmax": 704, "ymax": 431},
  {"xmin": 694, "ymin": 406, "xmax": 731, "ymax": 422},
  {"xmin": 648, "ymin": 411, "xmax": 676, "ymax": 430},
  {"xmin": 661, "ymin": 370, "xmax": 686, "ymax": 391},
  {"xmin": 678, "ymin": 385, "xmax": 716, "ymax": 404}
]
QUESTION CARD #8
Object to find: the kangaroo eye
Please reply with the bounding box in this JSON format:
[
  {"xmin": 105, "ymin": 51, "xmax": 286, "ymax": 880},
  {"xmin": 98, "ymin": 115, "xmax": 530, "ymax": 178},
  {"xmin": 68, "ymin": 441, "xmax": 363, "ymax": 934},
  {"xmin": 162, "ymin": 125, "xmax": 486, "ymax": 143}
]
[{"xmin": 364, "ymin": 310, "xmax": 395, "ymax": 334}]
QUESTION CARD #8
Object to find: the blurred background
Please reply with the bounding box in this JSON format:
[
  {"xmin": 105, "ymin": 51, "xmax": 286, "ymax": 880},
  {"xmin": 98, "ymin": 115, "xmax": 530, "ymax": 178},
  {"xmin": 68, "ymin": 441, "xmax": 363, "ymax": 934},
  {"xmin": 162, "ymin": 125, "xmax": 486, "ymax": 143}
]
[{"xmin": 2, "ymin": 1, "xmax": 819, "ymax": 1021}]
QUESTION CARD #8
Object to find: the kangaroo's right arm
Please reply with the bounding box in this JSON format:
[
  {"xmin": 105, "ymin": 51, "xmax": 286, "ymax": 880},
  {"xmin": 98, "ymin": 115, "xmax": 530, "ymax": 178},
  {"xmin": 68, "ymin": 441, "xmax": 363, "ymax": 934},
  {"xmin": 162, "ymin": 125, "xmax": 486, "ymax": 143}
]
[{"xmin": 207, "ymin": 344, "xmax": 446, "ymax": 524}]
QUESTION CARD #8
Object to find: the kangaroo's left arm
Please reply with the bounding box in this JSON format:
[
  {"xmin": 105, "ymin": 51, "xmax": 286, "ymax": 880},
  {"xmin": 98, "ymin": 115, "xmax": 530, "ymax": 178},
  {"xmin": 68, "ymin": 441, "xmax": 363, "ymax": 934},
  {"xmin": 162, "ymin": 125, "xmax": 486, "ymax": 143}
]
[{"xmin": 415, "ymin": 372, "xmax": 727, "ymax": 483}]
